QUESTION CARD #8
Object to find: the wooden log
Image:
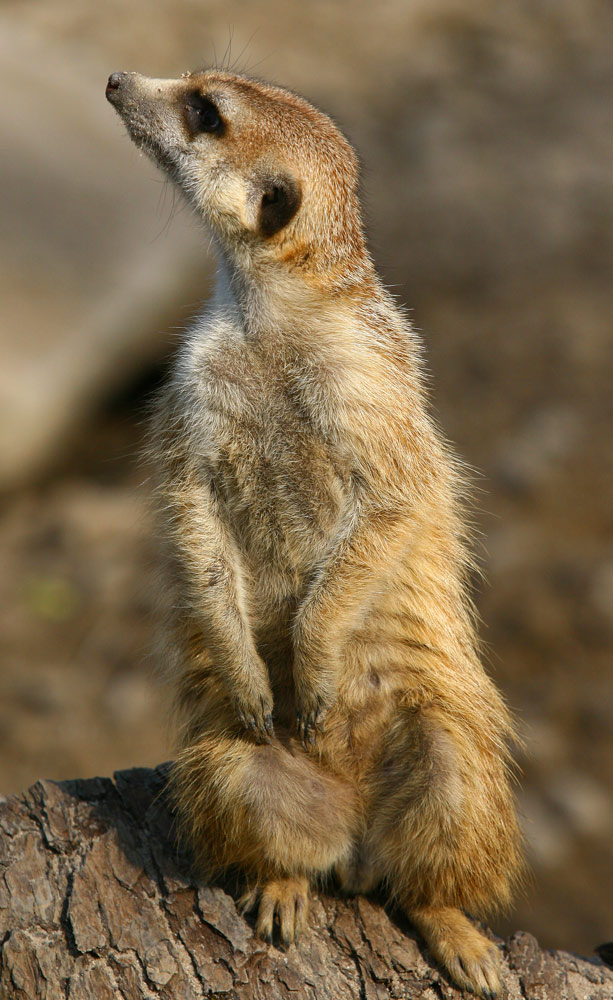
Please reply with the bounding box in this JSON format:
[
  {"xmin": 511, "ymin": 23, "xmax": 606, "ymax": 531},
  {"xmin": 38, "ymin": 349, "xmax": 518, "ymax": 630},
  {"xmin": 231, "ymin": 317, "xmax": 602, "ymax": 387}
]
[{"xmin": 1, "ymin": 765, "xmax": 611, "ymax": 999}]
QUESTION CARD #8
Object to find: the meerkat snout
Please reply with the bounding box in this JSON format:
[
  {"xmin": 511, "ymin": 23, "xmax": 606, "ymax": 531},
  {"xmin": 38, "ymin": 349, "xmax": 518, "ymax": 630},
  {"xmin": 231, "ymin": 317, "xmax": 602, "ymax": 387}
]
[{"xmin": 105, "ymin": 72, "xmax": 127, "ymax": 97}]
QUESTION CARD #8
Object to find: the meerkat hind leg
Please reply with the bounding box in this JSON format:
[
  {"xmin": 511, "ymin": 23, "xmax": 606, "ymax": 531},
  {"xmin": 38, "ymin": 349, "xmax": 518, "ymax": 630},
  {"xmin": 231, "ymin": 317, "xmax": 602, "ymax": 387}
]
[
  {"xmin": 239, "ymin": 876, "xmax": 309, "ymax": 946},
  {"xmin": 408, "ymin": 905, "xmax": 501, "ymax": 998},
  {"xmin": 364, "ymin": 704, "xmax": 510, "ymax": 996}
]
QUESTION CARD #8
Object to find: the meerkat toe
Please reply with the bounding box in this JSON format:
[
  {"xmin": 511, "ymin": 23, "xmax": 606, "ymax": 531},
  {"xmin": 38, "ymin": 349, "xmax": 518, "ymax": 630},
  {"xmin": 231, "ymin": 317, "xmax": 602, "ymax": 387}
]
[
  {"xmin": 476, "ymin": 942, "xmax": 502, "ymax": 997},
  {"xmin": 237, "ymin": 886, "xmax": 259, "ymax": 916},
  {"xmin": 294, "ymin": 887, "xmax": 308, "ymax": 939},
  {"xmin": 451, "ymin": 945, "xmax": 501, "ymax": 997},
  {"xmin": 278, "ymin": 894, "xmax": 296, "ymax": 946},
  {"xmin": 295, "ymin": 711, "xmax": 309, "ymax": 747},
  {"xmin": 281, "ymin": 878, "xmax": 309, "ymax": 945},
  {"xmin": 255, "ymin": 890, "xmax": 276, "ymax": 942},
  {"xmin": 448, "ymin": 936, "xmax": 501, "ymax": 997}
]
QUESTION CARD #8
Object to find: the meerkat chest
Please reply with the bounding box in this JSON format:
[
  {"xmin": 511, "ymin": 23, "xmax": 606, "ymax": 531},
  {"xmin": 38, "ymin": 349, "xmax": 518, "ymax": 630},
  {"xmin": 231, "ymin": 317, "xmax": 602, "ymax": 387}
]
[{"xmin": 188, "ymin": 334, "xmax": 352, "ymax": 576}]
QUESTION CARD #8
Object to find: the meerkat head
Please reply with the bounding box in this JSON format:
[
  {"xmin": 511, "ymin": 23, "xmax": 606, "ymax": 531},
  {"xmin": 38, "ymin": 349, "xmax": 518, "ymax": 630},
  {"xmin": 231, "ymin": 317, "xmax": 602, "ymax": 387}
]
[{"xmin": 106, "ymin": 70, "xmax": 368, "ymax": 281}]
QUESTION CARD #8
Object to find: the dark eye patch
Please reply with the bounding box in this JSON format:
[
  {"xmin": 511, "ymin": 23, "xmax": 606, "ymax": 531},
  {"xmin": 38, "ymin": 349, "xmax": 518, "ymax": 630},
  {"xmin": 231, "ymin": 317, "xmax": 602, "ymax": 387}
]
[{"xmin": 183, "ymin": 92, "xmax": 225, "ymax": 136}]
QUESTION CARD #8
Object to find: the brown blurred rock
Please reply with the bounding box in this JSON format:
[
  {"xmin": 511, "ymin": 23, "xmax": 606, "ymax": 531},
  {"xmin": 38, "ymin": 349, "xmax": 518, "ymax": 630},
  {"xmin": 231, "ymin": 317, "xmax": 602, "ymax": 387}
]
[
  {"xmin": 1, "ymin": 766, "xmax": 612, "ymax": 1000},
  {"xmin": 0, "ymin": 22, "xmax": 212, "ymax": 490}
]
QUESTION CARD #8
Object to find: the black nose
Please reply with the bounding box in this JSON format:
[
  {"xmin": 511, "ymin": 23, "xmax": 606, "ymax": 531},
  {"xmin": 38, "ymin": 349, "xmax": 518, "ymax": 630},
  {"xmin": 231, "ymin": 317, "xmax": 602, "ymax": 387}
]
[{"xmin": 106, "ymin": 72, "xmax": 127, "ymax": 99}]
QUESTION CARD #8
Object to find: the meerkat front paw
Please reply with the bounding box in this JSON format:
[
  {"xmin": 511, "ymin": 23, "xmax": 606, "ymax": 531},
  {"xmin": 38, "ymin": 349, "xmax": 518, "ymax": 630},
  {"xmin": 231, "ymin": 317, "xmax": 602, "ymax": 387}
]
[
  {"xmin": 294, "ymin": 681, "xmax": 336, "ymax": 748},
  {"xmin": 233, "ymin": 679, "xmax": 275, "ymax": 743}
]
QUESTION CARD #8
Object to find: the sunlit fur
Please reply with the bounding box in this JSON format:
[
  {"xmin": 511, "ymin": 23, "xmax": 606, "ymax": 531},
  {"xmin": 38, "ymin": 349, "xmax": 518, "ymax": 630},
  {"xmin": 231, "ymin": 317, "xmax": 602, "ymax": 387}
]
[{"xmin": 109, "ymin": 69, "xmax": 524, "ymax": 997}]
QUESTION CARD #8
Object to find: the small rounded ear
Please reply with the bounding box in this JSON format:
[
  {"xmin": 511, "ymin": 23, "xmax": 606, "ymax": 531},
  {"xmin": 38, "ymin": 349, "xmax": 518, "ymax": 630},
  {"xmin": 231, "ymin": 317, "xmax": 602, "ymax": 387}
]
[{"xmin": 258, "ymin": 174, "xmax": 302, "ymax": 237}]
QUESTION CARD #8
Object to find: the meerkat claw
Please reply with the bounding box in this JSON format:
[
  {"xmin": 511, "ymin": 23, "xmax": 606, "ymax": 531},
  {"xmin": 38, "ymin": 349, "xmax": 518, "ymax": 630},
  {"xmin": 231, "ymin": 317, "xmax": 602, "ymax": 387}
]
[
  {"xmin": 296, "ymin": 710, "xmax": 316, "ymax": 748},
  {"xmin": 233, "ymin": 687, "xmax": 275, "ymax": 742},
  {"xmin": 237, "ymin": 887, "xmax": 259, "ymax": 915},
  {"xmin": 236, "ymin": 707, "xmax": 273, "ymax": 744},
  {"xmin": 296, "ymin": 700, "xmax": 328, "ymax": 748}
]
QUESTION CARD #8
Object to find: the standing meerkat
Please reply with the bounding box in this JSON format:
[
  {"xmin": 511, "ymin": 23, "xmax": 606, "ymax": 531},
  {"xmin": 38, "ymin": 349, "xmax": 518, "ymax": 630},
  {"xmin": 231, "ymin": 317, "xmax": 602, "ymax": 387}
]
[{"xmin": 107, "ymin": 68, "xmax": 523, "ymax": 997}]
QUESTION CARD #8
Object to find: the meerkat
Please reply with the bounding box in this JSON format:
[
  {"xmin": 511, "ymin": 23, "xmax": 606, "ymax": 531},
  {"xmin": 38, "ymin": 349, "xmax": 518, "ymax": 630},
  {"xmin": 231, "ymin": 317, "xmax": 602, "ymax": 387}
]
[{"xmin": 106, "ymin": 68, "xmax": 524, "ymax": 997}]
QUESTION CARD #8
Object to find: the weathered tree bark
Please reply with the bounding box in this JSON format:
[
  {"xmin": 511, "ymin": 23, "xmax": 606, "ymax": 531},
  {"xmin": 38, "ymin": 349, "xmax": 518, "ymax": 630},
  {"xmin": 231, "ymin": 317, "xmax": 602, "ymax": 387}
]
[{"xmin": 0, "ymin": 765, "xmax": 611, "ymax": 1000}]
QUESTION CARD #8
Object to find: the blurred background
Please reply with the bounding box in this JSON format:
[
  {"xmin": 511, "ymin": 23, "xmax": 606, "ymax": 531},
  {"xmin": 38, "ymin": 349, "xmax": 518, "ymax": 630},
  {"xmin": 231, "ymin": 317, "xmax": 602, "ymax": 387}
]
[{"xmin": 1, "ymin": 0, "xmax": 611, "ymax": 956}]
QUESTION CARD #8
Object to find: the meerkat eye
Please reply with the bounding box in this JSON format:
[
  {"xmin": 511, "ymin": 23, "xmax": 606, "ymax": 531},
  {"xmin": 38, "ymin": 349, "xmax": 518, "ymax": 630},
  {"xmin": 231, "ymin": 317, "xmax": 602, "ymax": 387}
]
[{"xmin": 184, "ymin": 93, "xmax": 224, "ymax": 136}]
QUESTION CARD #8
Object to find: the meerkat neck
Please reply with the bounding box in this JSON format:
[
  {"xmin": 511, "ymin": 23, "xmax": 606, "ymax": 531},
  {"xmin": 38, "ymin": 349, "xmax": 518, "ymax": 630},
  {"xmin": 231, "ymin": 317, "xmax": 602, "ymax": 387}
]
[{"xmin": 213, "ymin": 240, "xmax": 381, "ymax": 343}]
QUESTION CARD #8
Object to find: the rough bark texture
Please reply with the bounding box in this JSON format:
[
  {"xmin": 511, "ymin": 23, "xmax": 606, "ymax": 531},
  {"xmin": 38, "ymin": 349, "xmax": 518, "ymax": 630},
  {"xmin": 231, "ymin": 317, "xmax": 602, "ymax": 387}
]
[{"xmin": 0, "ymin": 765, "xmax": 611, "ymax": 1000}]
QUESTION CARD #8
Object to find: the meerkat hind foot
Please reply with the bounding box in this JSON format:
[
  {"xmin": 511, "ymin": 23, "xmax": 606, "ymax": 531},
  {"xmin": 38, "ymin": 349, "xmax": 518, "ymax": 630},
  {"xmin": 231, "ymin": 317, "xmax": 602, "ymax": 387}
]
[
  {"xmin": 239, "ymin": 876, "xmax": 309, "ymax": 947},
  {"xmin": 409, "ymin": 905, "xmax": 501, "ymax": 998}
]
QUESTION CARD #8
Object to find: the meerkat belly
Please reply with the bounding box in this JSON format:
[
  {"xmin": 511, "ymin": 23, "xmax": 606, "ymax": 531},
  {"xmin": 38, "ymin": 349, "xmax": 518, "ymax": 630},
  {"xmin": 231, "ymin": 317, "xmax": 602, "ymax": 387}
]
[{"xmin": 218, "ymin": 420, "xmax": 346, "ymax": 578}]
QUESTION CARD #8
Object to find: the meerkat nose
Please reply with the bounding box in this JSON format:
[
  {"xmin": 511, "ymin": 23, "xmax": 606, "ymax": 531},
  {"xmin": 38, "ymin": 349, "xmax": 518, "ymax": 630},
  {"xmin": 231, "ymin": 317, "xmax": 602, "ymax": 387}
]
[{"xmin": 106, "ymin": 72, "xmax": 127, "ymax": 100}]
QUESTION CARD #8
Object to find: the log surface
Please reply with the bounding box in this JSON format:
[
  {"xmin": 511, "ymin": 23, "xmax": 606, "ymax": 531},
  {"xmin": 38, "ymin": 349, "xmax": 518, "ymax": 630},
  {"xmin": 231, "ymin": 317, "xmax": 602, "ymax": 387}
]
[{"xmin": 0, "ymin": 765, "xmax": 611, "ymax": 999}]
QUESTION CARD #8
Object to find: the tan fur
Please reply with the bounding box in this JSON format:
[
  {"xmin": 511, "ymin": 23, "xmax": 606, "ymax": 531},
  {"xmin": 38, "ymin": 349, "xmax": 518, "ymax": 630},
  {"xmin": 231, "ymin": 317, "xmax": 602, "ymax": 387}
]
[{"xmin": 107, "ymin": 68, "xmax": 524, "ymax": 996}]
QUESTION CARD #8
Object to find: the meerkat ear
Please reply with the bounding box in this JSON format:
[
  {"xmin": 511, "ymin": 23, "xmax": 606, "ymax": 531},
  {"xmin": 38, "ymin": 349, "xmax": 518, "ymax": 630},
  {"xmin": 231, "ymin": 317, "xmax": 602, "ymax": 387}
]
[{"xmin": 257, "ymin": 174, "xmax": 302, "ymax": 237}]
